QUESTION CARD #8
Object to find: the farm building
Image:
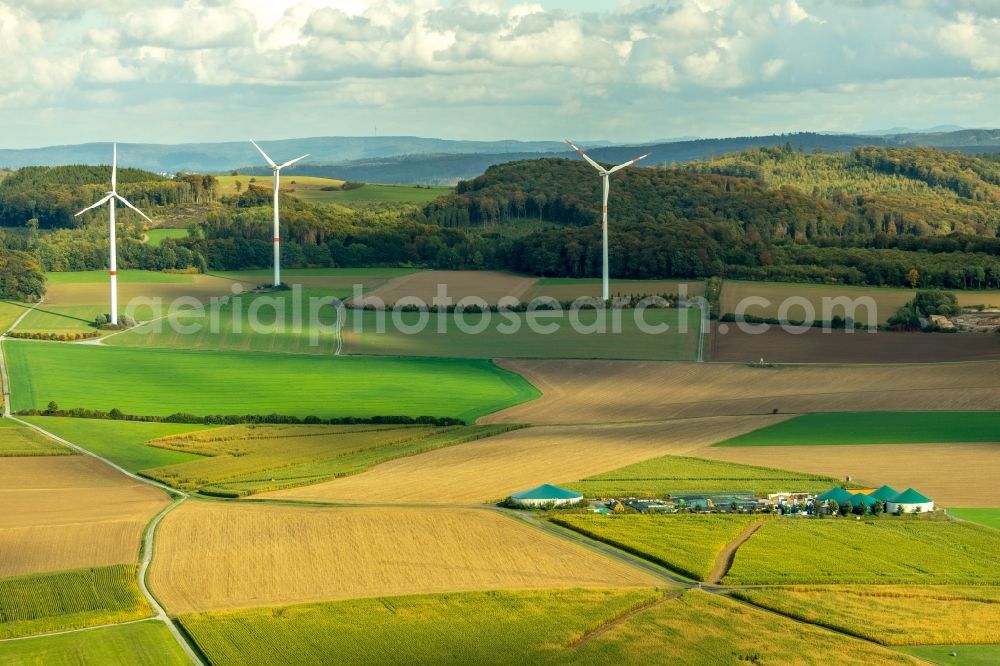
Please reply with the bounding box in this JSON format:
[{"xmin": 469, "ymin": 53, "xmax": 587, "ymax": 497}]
[
  {"xmin": 869, "ymin": 485, "xmax": 900, "ymax": 502},
  {"xmin": 850, "ymin": 494, "xmax": 877, "ymax": 511},
  {"xmin": 508, "ymin": 484, "xmax": 583, "ymax": 508},
  {"xmin": 886, "ymin": 488, "xmax": 934, "ymax": 514},
  {"xmin": 815, "ymin": 487, "xmax": 854, "ymax": 504}
]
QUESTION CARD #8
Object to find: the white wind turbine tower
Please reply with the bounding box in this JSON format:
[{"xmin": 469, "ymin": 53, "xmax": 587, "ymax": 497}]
[
  {"xmin": 565, "ymin": 140, "xmax": 650, "ymax": 302},
  {"xmin": 250, "ymin": 140, "xmax": 309, "ymax": 288},
  {"xmin": 74, "ymin": 144, "xmax": 152, "ymax": 326}
]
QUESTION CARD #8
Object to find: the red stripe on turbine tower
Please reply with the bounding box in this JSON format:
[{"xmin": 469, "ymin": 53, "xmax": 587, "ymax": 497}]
[
  {"xmin": 110, "ymin": 271, "xmax": 117, "ymax": 276},
  {"xmin": 273, "ymin": 237, "xmax": 280, "ymax": 242}
]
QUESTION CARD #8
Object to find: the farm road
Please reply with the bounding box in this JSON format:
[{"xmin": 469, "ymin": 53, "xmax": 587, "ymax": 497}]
[{"xmin": 705, "ymin": 522, "xmax": 764, "ymax": 584}]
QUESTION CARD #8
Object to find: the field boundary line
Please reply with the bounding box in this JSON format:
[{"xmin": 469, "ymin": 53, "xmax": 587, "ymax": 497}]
[
  {"xmin": 567, "ymin": 590, "xmax": 677, "ymax": 648},
  {"xmin": 0, "ymin": 617, "xmax": 156, "ymax": 644},
  {"xmin": 706, "ymin": 522, "xmax": 765, "ymax": 584}
]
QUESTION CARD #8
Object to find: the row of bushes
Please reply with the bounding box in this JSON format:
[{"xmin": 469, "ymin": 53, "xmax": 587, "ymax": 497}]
[
  {"xmin": 18, "ymin": 404, "xmax": 466, "ymax": 426},
  {"xmin": 719, "ymin": 312, "xmax": 868, "ymax": 330},
  {"xmin": 351, "ymin": 294, "xmax": 681, "ymax": 313},
  {"xmin": 7, "ymin": 330, "xmax": 101, "ymax": 341}
]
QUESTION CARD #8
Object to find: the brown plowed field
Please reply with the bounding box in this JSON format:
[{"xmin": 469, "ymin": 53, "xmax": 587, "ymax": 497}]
[
  {"xmin": 482, "ymin": 359, "xmax": 1000, "ymax": 424},
  {"xmin": 0, "ymin": 456, "xmax": 170, "ymax": 576},
  {"xmin": 150, "ymin": 503, "xmax": 660, "ymax": 613},
  {"xmin": 697, "ymin": 442, "xmax": 1000, "ymax": 507},
  {"xmin": 708, "ymin": 327, "xmax": 1000, "ymax": 364},
  {"xmin": 359, "ymin": 271, "xmax": 537, "ymax": 306},
  {"xmin": 264, "ymin": 416, "xmax": 784, "ymax": 505}
]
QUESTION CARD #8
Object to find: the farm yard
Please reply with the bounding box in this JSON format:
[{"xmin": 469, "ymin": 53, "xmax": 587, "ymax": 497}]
[{"xmin": 149, "ymin": 503, "xmax": 660, "ymax": 613}]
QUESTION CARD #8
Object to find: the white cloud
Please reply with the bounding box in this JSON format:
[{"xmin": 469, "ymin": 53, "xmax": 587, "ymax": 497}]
[
  {"xmin": 938, "ymin": 11, "xmax": 1000, "ymax": 72},
  {"xmin": 120, "ymin": 1, "xmax": 257, "ymax": 50}
]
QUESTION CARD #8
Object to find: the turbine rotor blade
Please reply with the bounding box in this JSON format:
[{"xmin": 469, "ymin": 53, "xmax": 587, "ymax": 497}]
[
  {"xmin": 565, "ymin": 139, "xmax": 603, "ymax": 172},
  {"xmin": 111, "ymin": 143, "xmax": 117, "ymax": 192},
  {"xmin": 250, "ymin": 140, "xmax": 277, "ymax": 168},
  {"xmin": 279, "ymin": 154, "xmax": 309, "ymax": 169},
  {"xmin": 607, "ymin": 152, "xmax": 651, "ymax": 174},
  {"xmin": 74, "ymin": 193, "xmax": 114, "ymax": 217},
  {"xmin": 114, "ymin": 193, "xmax": 153, "ymax": 223}
]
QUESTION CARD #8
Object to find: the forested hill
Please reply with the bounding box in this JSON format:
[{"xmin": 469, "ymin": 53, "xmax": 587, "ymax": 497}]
[
  {"xmin": 426, "ymin": 146, "xmax": 1000, "ymax": 239},
  {"xmin": 0, "ymin": 165, "xmax": 217, "ymax": 229}
]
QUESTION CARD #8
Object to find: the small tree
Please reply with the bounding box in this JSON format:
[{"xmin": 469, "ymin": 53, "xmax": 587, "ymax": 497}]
[
  {"xmin": 872, "ymin": 499, "xmax": 885, "ymax": 516},
  {"xmin": 839, "ymin": 500, "xmax": 851, "ymax": 516},
  {"xmin": 46, "ymin": 401, "xmax": 59, "ymax": 414},
  {"xmin": 826, "ymin": 499, "xmax": 839, "ymax": 516},
  {"xmin": 894, "ymin": 504, "xmax": 904, "ymax": 516},
  {"xmin": 906, "ymin": 268, "xmax": 920, "ymax": 288}
]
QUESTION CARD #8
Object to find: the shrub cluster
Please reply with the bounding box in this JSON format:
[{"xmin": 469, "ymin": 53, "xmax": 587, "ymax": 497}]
[
  {"xmin": 17, "ymin": 405, "xmax": 465, "ymax": 427},
  {"xmin": 7, "ymin": 330, "xmax": 101, "ymax": 341}
]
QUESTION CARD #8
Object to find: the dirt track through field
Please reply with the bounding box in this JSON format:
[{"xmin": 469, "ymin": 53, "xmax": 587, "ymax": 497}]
[
  {"xmin": 706, "ymin": 523, "xmax": 764, "ymax": 584},
  {"xmin": 482, "ymin": 359, "xmax": 1000, "ymax": 424},
  {"xmin": 264, "ymin": 416, "xmax": 784, "ymax": 505},
  {"xmin": 150, "ymin": 502, "xmax": 660, "ymax": 613},
  {"xmin": 697, "ymin": 443, "xmax": 1000, "ymax": 507}
]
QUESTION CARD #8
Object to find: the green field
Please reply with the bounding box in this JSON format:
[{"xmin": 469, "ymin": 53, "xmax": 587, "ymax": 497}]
[
  {"xmin": 296, "ymin": 183, "xmax": 451, "ymax": 205},
  {"xmin": 12, "ymin": 304, "xmax": 108, "ymax": 334},
  {"xmin": 733, "ymin": 585, "xmax": 1000, "ymax": 646},
  {"xmin": 725, "ymin": 519, "xmax": 1000, "ymax": 585},
  {"xmin": 0, "ymin": 620, "xmax": 189, "ymax": 665},
  {"xmin": 901, "ymin": 645, "xmax": 1000, "ymax": 665},
  {"xmin": 0, "ymin": 565, "xmax": 151, "ymax": 639},
  {"xmin": 717, "ymin": 412, "xmax": 1000, "ymax": 447},
  {"xmin": 178, "ymin": 588, "xmax": 913, "ymax": 665},
  {"xmin": 145, "ymin": 228, "xmax": 189, "ymax": 247},
  {"xmin": 0, "ymin": 301, "xmax": 31, "ymax": 333},
  {"xmin": 551, "ymin": 514, "xmax": 767, "ymax": 581},
  {"xmin": 142, "ymin": 423, "xmax": 521, "ymax": 496},
  {"xmin": 564, "ymin": 454, "xmax": 847, "ymax": 498},
  {"xmin": 17, "ymin": 417, "xmax": 211, "ymax": 472},
  {"xmin": 43, "ymin": 270, "xmax": 194, "ymax": 285},
  {"xmin": 950, "ymin": 508, "xmax": 1000, "ymax": 531},
  {"xmin": 346, "ymin": 308, "xmax": 701, "ymax": 361},
  {"xmin": 6, "ymin": 342, "xmax": 540, "ymax": 422},
  {"xmin": 0, "ymin": 422, "xmax": 70, "ymax": 456}
]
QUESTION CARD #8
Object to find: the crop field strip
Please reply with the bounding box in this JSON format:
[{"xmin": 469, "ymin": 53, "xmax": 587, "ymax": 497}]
[
  {"xmin": 0, "ymin": 422, "xmax": 70, "ymax": 456},
  {"xmin": 141, "ymin": 423, "xmax": 522, "ymax": 496},
  {"xmin": 5, "ymin": 342, "xmax": 539, "ymax": 422},
  {"xmin": 551, "ymin": 514, "xmax": 770, "ymax": 582},
  {"xmin": 732, "ymin": 586, "xmax": 1000, "ymax": 646},
  {"xmin": 358, "ymin": 270, "xmax": 538, "ymax": 306},
  {"xmin": 149, "ymin": 502, "xmax": 661, "ymax": 614},
  {"xmin": 0, "ymin": 620, "xmax": 190, "ymax": 665},
  {"xmin": 265, "ymin": 416, "xmax": 784, "ymax": 505},
  {"xmin": 723, "ymin": 519, "xmax": 1000, "ymax": 585},
  {"xmin": 0, "ymin": 455, "xmax": 169, "ymax": 576},
  {"xmin": 564, "ymin": 453, "xmax": 847, "ymax": 498},
  {"xmin": 177, "ymin": 588, "xmax": 917, "ymax": 665},
  {"xmin": 716, "ymin": 411, "xmax": 1000, "ymax": 446},
  {"xmin": 483, "ymin": 359, "xmax": 1000, "ymax": 424},
  {"xmin": 949, "ymin": 508, "xmax": 1000, "ymax": 530},
  {"xmin": 0, "ymin": 565, "xmax": 150, "ymax": 639},
  {"xmin": 698, "ymin": 442, "xmax": 1000, "ymax": 507}
]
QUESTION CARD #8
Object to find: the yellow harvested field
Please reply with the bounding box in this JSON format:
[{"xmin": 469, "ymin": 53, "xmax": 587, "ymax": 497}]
[
  {"xmin": 0, "ymin": 456, "xmax": 169, "ymax": 576},
  {"xmin": 698, "ymin": 442, "xmax": 1000, "ymax": 507},
  {"xmin": 266, "ymin": 416, "xmax": 784, "ymax": 504},
  {"xmin": 720, "ymin": 281, "xmax": 1000, "ymax": 326},
  {"xmin": 44, "ymin": 274, "xmax": 254, "ymax": 307},
  {"xmin": 483, "ymin": 360, "xmax": 1000, "ymax": 424},
  {"xmin": 358, "ymin": 271, "xmax": 537, "ymax": 306},
  {"xmin": 150, "ymin": 503, "xmax": 660, "ymax": 613}
]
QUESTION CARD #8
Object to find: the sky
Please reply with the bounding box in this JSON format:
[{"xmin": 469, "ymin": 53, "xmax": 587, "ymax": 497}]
[{"xmin": 2, "ymin": 0, "xmax": 999, "ymax": 147}]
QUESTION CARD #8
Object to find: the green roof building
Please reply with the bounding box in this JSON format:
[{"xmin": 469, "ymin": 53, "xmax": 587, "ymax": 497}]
[
  {"xmin": 816, "ymin": 487, "xmax": 853, "ymax": 504},
  {"xmin": 509, "ymin": 484, "xmax": 583, "ymax": 508},
  {"xmin": 886, "ymin": 488, "xmax": 934, "ymax": 514},
  {"xmin": 869, "ymin": 485, "xmax": 899, "ymax": 502},
  {"xmin": 850, "ymin": 493, "xmax": 877, "ymax": 508}
]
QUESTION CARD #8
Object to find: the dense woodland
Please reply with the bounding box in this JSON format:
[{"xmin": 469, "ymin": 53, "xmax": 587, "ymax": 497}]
[{"xmin": 2, "ymin": 146, "xmax": 1000, "ymax": 295}]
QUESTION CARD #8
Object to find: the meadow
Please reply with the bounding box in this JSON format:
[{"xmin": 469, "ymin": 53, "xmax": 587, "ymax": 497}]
[
  {"xmin": 265, "ymin": 417, "xmax": 780, "ymax": 505},
  {"xmin": 565, "ymin": 453, "xmax": 846, "ymax": 498},
  {"xmin": 177, "ymin": 588, "xmax": 916, "ymax": 665},
  {"xmin": 344, "ymin": 308, "xmax": 702, "ymax": 361},
  {"xmin": 483, "ymin": 359, "xmax": 1000, "ymax": 424},
  {"xmin": 724, "ymin": 519, "xmax": 1000, "ymax": 585},
  {"xmin": 901, "ymin": 645, "xmax": 1000, "ymax": 665},
  {"xmin": 0, "ymin": 455, "xmax": 168, "ymax": 576},
  {"xmin": 0, "ymin": 422, "xmax": 69, "ymax": 456},
  {"xmin": 5, "ymin": 342, "xmax": 539, "ymax": 423},
  {"xmin": 17, "ymin": 417, "xmax": 210, "ymax": 471},
  {"xmin": 551, "ymin": 514, "xmax": 767, "ymax": 581},
  {"xmin": 295, "ymin": 183, "xmax": 450, "ymax": 205},
  {"xmin": 150, "ymin": 503, "xmax": 659, "ymax": 613},
  {"xmin": 717, "ymin": 412, "xmax": 1000, "ymax": 447},
  {"xmin": 732, "ymin": 585, "xmax": 1000, "ymax": 646},
  {"xmin": 0, "ymin": 564, "xmax": 150, "ymax": 639},
  {"xmin": 950, "ymin": 508, "xmax": 1000, "ymax": 531},
  {"xmin": 0, "ymin": 621, "xmax": 189, "ymax": 665},
  {"xmin": 142, "ymin": 423, "xmax": 520, "ymax": 496},
  {"xmin": 144, "ymin": 228, "xmax": 188, "ymax": 247},
  {"xmin": 0, "ymin": 301, "xmax": 30, "ymax": 332},
  {"xmin": 43, "ymin": 270, "xmax": 195, "ymax": 285}
]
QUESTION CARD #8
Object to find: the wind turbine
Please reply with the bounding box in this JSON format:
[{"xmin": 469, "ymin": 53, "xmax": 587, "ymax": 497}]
[
  {"xmin": 74, "ymin": 144, "xmax": 152, "ymax": 326},
  {"xmin": 250, "ymin": 140, "xmax": 309, "ymax": 288},
  {"xmin": 565, "ymin": 140, "xmax": 650, "ymax": 302}
]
